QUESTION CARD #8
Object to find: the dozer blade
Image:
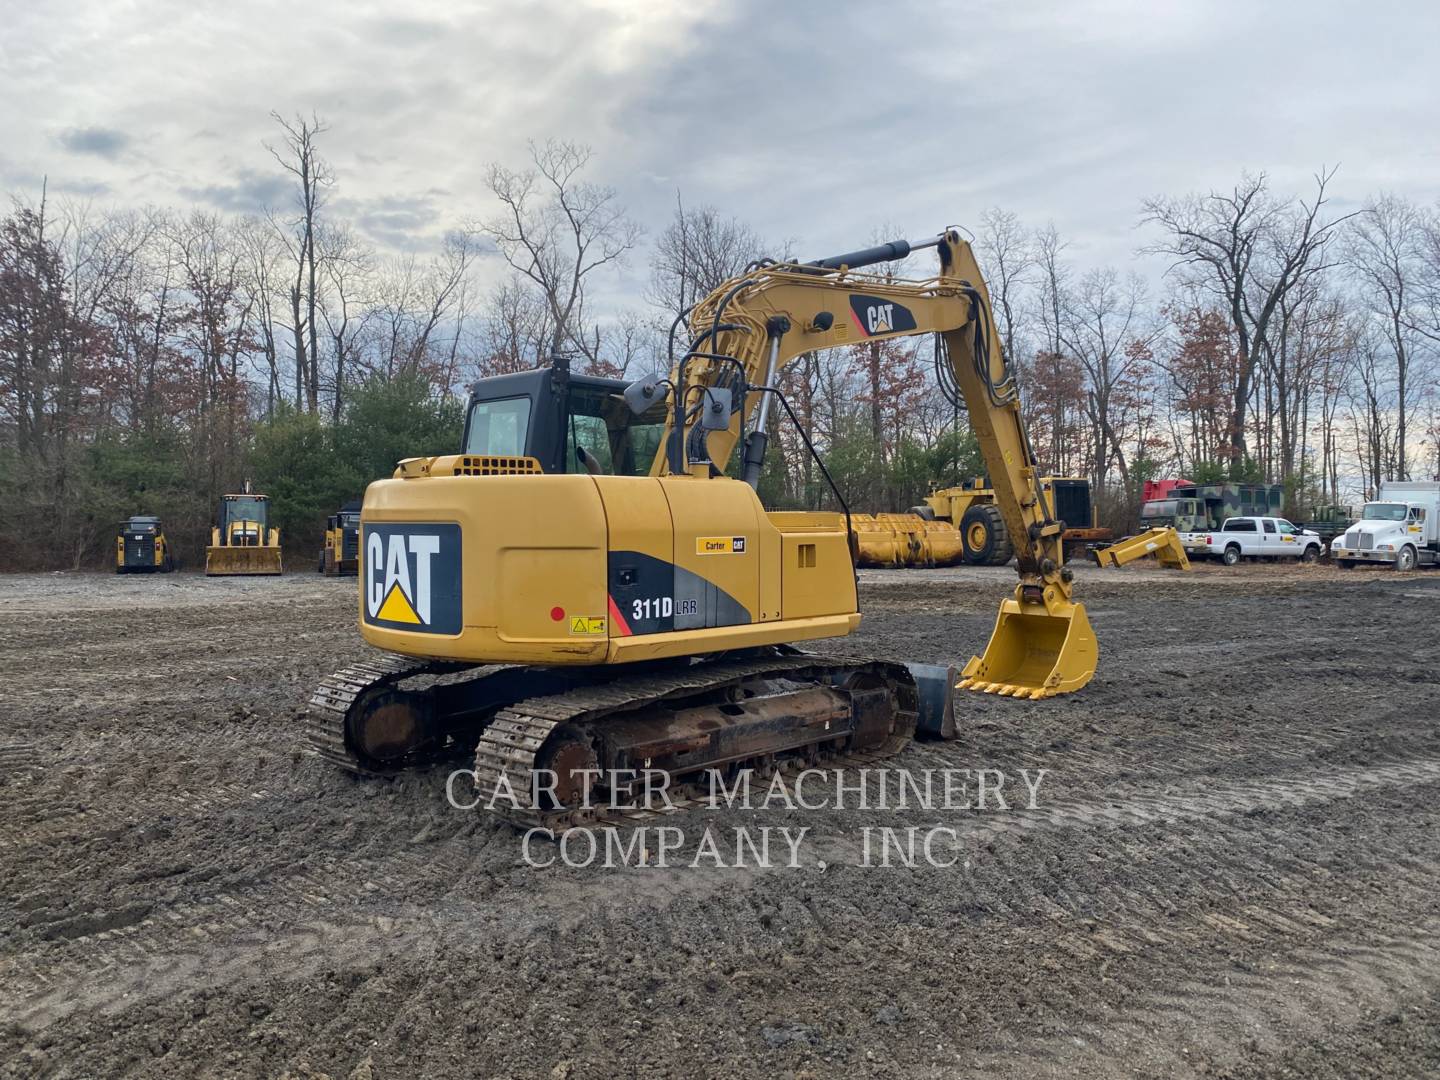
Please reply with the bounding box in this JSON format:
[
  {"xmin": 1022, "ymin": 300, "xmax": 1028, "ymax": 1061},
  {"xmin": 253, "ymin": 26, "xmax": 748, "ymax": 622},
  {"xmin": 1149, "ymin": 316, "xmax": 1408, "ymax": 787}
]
[
  {"xmin": 957, "ymin": 589, "xmax": 1097, "ymax": 699},
  {"xmin": 206, "ymin": 546, "xmax": 284, "ymax": 576}
]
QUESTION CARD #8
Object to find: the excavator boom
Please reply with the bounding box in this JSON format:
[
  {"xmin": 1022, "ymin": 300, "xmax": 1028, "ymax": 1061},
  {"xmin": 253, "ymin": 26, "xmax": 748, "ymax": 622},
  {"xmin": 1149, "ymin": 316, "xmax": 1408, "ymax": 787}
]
[
  {"xmin": 657, "ymin": 230, "xmax": 1097, "ymax": 698},
  {"xmin": 1093, "ymin": 527, "xmax": 1191, "ymax": 571}
]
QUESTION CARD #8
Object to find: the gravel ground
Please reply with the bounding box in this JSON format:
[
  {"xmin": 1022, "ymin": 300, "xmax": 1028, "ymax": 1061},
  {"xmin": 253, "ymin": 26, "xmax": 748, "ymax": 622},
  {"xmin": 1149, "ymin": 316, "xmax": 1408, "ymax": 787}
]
[{"xmin": 2, "ymin": 561, "xmax": 1439, "ymax": 1078}]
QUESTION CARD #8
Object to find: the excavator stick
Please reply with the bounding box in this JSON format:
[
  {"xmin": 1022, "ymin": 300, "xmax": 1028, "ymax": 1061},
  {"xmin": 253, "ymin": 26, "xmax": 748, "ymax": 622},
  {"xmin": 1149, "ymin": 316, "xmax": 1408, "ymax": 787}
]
[
  {"xmin": 958, "ymin": 587, "xmax": 1098, "ymax": 699},
  {"xmin": 1092, "ymin": 527, "xmax": 1191, "ymax": 571},
  {"xmin": 205, "ymin": 545, "xmax": 283, "ymax": 576}
]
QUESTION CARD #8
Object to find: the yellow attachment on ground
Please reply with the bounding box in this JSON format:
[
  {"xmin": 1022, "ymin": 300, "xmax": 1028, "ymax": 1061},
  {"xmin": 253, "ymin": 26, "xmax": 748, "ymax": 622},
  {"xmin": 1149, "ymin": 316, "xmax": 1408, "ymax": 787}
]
[
  {"xmin": 206, "ymin": 543, "xmax": 283, "ymax": 575},
  {"xmin": 852, "ymin": 513, "xmax": 966, "ymax": 568},
  {"xmin": 1092, "ymin": 527, "xmax": 1190, "ymax": 571},
  {"xmin": 915, "ymin": 518, "xmax": 965, "ymax": 566},
  {"xmin": 957, "ymin": 586, "xmax": 1098, "ymax": 699},
  {"xmin": 851, "ymin": 514, "xmax": 909, "ymax": 567}
]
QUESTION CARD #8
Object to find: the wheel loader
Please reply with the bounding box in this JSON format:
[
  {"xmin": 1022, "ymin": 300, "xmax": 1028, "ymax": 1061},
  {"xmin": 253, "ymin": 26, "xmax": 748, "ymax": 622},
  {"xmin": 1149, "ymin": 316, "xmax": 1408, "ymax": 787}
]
[
  {"xmin": 205, "ymin": 490, "xmax": 283, "ymax": 575},
  {"xmin": 115, "ymin": 516, "xmax": 175, "ymax": 573},
  {"xmin": 307, "ymin": 228, "xmax": 1098, "ymax": 832},
  {"xmin": 854, "ymin": 477, "xmax": 1110, "ymax": 568}
]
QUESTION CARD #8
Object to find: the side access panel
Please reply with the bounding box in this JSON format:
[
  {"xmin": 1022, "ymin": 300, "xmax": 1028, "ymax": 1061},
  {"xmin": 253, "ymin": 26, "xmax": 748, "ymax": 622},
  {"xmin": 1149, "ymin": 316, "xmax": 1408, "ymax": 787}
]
[{"xmin": 658, "ymin": 478, "xmax": 763, "ymax": 631}]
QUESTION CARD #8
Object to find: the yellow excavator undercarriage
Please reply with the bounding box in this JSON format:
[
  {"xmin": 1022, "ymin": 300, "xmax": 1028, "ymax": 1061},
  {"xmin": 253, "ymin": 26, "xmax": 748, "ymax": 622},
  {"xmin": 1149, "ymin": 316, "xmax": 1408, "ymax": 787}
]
[{"xmin": 307, "ymin": 227, "xmax": 1098, "ymax": 830}]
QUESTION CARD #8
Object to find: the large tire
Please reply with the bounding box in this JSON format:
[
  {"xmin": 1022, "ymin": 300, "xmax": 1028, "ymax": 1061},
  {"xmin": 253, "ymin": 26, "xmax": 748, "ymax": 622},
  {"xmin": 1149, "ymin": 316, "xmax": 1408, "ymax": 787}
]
[
  {"xmin": 907, "ymin": 505, "xmax": 936, "ymax": 521},
  {"xmin": 1337, "ymin": 559, "xmax": 1356, "ymax": 570},
  {"xmin": 1301, "ymin": 544, "xmax": 1320, "ymax": 564},
  {"xmin": 1222, "ymin": 544, "xmax": 1242, "ymax": 567},
  {"xmin": 960, "ymin": 503, "xmax": 1014, "ymax": 566},
  {"xmin": 1397, "ymin": 546, "xmax": 1417, "ymax": 572}
]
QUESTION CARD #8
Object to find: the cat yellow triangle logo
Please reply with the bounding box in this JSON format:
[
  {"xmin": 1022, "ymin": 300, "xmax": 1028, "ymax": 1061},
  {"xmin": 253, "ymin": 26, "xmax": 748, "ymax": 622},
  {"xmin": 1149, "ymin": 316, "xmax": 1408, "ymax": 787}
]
[{"xmin": 377, "ymin": 582, "xmax": 421, "ymax": 624}]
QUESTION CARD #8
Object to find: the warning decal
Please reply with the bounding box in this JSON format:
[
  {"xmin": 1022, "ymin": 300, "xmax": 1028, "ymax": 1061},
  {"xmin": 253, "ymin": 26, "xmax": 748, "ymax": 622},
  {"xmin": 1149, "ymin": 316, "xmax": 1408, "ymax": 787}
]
[{"xmin": 569, "ymin": 616, "xmax": 607, "ymax": 636}]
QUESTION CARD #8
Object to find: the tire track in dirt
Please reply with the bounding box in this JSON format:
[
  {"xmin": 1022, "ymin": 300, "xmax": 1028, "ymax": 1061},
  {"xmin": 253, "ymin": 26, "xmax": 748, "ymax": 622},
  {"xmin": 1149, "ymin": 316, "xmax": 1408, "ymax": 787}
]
[{"xmin": 8, "ymin": 754, "xmax": 1435, "ymax": 1040}]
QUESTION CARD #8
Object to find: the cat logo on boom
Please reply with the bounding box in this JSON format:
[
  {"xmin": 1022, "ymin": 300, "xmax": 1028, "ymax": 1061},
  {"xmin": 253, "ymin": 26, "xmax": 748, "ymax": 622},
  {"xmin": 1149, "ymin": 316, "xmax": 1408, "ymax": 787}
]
[
  {"xmin": 363, "ymin": 523, "xmax": 462, "ymax": 634},
  {"xmin": 848, "ymin": 293, "xmax": 918, "ymax": 338}
]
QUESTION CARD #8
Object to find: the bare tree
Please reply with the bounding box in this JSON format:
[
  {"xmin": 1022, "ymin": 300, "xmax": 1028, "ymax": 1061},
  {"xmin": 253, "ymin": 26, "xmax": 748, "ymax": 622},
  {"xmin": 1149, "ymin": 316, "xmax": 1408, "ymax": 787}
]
[
  {"xmin": 647, "ymin": 195, "xmax": 769, "ymax": 323},
  {"xmin": 1345, "ymin": 193, "xmax": 1430, "ymax": 477},
  {"xmin": 1142, "ymin": 169, "xmax": 1354, "ymax": 469},
  {"xmin": 235, "ymin": 215, "xmax": 286, "ymax": 415},
  {"xmin": 266, "ymin": 112, "xmax": 332, "ymax": 413},
  {"xmin": 976, "ymin": 207, "xmax": 1035, "ymax": 367},
  {"xmin": 477, "ymin": 140, "xmax": 641, "ymax": 363},
  {"xmin": 317, "ymin": 222, "xmax": 374, "ymax": 420},
  {"xmin": 1061, "ymin": 268, "xmax": 1155, "ymax": 489},
  {"xmin": 474, "ymin": 272, "xmax": 555, "ymax": 376}
]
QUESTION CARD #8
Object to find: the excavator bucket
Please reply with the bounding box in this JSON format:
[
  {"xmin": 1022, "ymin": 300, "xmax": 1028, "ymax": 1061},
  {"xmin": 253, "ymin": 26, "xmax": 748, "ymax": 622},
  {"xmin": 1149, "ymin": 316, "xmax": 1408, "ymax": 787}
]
[
  {"xmin": 957, "ymin": 589, "xmax": 1097, "ymax": 699},
  {"xmin": 205, "ymin": 545, "xmax": 283, "ymax": 576}
]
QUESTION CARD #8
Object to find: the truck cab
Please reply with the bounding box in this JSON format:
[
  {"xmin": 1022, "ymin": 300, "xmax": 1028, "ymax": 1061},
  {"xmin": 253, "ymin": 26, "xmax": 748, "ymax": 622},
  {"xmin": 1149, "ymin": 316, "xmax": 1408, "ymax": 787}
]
[
  {"xmin": 1139, "ymin": 496, "xmax": 1210, "ymax": 553},
  {"xmin": 1206, "ymin": 516, "xmax": 1323, "ymax": 566},
  {"xmin": 1331, "ymin": 482, "xmax": 1440, "ymax": 570}
]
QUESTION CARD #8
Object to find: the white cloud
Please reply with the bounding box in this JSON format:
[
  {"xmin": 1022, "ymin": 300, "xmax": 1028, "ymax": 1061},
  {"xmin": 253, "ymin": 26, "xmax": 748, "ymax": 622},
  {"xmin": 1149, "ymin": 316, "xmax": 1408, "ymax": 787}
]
[{"xmin": 3, "ymin": 0, "xmax": 1437, "ymax": 295}]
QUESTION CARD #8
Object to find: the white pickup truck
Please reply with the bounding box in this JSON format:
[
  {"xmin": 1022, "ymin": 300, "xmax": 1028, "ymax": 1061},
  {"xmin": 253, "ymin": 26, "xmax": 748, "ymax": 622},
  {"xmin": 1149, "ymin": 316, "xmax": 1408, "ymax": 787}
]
[{"xmin": 1205, "ymin": 516, "xmax": 1324, "ymax": 566}]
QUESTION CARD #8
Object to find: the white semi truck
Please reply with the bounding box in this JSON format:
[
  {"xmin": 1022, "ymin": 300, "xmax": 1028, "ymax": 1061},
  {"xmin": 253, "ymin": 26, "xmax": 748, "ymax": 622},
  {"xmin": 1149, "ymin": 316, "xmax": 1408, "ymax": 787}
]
[{"xmin": 1331, "ymin": 481, "xmax": 1440, "ymax": 570}]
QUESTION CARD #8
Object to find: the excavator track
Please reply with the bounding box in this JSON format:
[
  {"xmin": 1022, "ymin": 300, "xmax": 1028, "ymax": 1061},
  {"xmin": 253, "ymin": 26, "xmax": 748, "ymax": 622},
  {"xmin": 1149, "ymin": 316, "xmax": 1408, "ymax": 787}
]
[
  {"xmin": 473, "ymin": 654, "xmax": 918, "ymax": 834},
  {"xmin": 307, "ymin": 651, "xmax": 920, "ymax": 833},
  {"xmin": 305, "ymin": 654, "xmax": 476, "ymax": 775}
]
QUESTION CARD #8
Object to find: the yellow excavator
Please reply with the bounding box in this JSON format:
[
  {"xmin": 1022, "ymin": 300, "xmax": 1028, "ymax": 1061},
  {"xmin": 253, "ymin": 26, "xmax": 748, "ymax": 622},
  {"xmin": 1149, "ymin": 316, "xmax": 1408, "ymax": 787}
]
[{"xmin": 308, "ymin": 228, "xmax": 1097, "ymax": 829}]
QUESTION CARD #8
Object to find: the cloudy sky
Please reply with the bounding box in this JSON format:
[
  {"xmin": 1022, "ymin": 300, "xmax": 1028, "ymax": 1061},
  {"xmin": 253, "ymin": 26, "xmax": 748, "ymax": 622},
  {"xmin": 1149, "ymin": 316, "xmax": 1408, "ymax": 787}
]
[{"xmin": 4, "ymin": 0, "xmax": 1438, "ymax": 298}]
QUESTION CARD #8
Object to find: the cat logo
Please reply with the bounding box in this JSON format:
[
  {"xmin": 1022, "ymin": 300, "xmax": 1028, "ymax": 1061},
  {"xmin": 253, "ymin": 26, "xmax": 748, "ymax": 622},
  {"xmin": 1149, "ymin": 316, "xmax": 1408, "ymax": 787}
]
[
  {"xmin": 848, "ymin": 293, "xmax": 918, "ymax": 338},
  {"xmin": 363, "ymin": 523, "xmax": 462, "ymax": 634}
]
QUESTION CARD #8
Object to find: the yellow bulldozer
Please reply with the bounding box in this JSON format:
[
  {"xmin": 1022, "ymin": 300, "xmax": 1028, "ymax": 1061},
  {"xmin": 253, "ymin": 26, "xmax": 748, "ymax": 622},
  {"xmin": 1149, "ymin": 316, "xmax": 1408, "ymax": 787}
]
[
  {"xmin": 206, "ymin": 489, "xmax": 283, "ymax": 576},
  {"xmin": 307, "ymin": 226, "xmax": 1099, "ymax": 830}
]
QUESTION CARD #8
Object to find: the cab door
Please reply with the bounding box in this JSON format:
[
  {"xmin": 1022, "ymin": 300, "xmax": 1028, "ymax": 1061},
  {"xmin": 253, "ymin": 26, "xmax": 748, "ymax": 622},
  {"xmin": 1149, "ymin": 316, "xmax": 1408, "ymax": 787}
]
[{"xmin": 1261, "ymin": 518, "xmax": 1278, "ymax": 555}]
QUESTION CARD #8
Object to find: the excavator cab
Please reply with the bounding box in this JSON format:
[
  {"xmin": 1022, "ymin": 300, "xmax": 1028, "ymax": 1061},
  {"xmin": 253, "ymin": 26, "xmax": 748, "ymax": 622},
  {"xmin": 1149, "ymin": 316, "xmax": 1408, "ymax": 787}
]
[{"xmin": 461, "ymin": 362, "xmax": 669, "ymax": 478}]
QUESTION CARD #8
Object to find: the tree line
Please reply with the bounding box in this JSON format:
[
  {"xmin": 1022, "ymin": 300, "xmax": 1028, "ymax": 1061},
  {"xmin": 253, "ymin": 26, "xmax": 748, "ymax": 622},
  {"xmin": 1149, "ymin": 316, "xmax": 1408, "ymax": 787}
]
[{"xmin": 3, "ymin": 114, "xmax": 1438, "ymax": 569}]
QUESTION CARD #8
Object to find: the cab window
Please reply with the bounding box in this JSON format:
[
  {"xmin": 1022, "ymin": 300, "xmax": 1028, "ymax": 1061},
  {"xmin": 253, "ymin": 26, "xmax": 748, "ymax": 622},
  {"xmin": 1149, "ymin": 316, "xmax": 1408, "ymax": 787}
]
[
  {"xmin": 465, "ymin": 397, "xmax": 531, "ymax": 457},
  {"xmin": 1262, "ymin": 520, "xmax": 1277, "ymax": 534},
  {"xmin": 565, "ymin": 387, "xmax": 668, "ymax": 477},
  {"xmin": 1276, "ymin": 520, "xmax": 1296, "ymax": 535},
  {"xmin": 1223, "ymin": 519, "xmax": 1256, "ymax": 532}
]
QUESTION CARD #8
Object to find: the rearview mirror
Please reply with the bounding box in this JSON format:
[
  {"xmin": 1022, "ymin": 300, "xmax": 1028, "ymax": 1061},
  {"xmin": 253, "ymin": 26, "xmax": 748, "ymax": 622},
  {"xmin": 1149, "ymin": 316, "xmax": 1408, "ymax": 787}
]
[
  {"xmin": 624, "ymin": 373, "xmax": 663, "ymax": 416},
  {"xmin": 701, "ymin": 387, "xmax": 732, "ymax": 431}
]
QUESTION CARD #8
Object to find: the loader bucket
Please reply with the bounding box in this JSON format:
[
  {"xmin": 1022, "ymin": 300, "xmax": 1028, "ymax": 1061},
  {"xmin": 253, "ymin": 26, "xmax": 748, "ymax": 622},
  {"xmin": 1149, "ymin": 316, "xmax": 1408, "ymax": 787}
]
[
  {"xmin": 205, "ymin": 545, "xmax": 284, "ymax": 576},
  {"xmin": 957, "ymin": 588, "xmax": 1097, "ymax": 699}
]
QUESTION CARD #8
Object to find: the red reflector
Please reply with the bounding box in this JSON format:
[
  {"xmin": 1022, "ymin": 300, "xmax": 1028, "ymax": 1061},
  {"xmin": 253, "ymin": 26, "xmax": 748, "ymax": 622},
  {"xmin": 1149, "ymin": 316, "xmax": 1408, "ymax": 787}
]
[{"xmin": 550, "ymin": 606, "xmax": 565, "ymax": 622}]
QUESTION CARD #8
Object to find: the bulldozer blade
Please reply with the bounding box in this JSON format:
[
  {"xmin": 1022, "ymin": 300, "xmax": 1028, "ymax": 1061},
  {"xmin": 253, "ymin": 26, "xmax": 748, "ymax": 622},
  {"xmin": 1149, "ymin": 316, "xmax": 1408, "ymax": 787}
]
[
  {"xmin": 206, "ymin": 546, "xmax": 284, "ymax": 576},
  {"xmin": 904, "ymin": 662, "xmax": 958, "ymax": 738},
  {"xmin": 957, "ymin": 592, "xmax": 1097, "ymax": 699}
]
